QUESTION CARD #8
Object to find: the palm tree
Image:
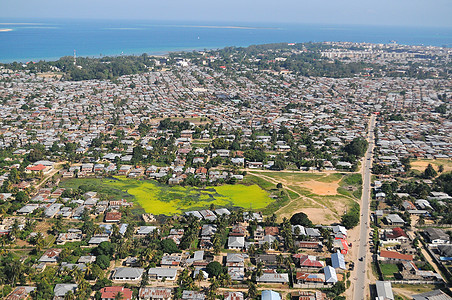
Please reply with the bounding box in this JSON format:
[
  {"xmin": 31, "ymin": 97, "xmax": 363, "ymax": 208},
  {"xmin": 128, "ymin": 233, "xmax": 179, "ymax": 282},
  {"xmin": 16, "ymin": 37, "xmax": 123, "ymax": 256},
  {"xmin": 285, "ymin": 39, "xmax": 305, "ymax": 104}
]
[
  {"xmin": 271, "ymin": 239, "xmax": 279, "ymax": 251},
  {"xmin": 35, "ymin": 232, "xmax": 45, "ymax": 252},
  {"xmin": 84, "ymin": 263, "xmax": 93, "ymax": 280},
  {"xmin": 140, "ymin": 247, "xmax": 155, "ymax": 266},
  {"xmin": 262, "ymin": 241, "xmax": 270, "ymax": 252},
  {"xmin": 10, "ymin": 219, "xmax": 20, "ymax": 239},
  {"xmin": 220, "ymin": 273, "xmax": 231, "ymax": 287},
  {"xmin": 276, "ymin": 254, "xmax": 284, "ymax": 266},
  {"xmin": 64, "ymin": 291, "xmax": 75, "ymax": 300},
  {"xmin": 247, "ymin": 244, "xmax": 256, "ymax": 257},
  {"xmin": 195, "ymin": 270, "xmax": 204, "ymax": 288},
  {"xmin": 71, "ymin": 266, "xmax": 83, "ymax": 284},
  {"xmin": 247, "ymin": 281, "xmax": 257, "ymax": 299}
]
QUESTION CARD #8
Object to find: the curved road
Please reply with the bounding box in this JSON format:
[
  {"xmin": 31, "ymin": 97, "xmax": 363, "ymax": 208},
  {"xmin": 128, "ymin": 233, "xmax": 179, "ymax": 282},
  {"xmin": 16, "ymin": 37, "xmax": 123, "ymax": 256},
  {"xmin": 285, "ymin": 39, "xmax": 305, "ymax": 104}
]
[{"xmin": 353, "ymin": 114, "xmax": 376, "ymax": 300}]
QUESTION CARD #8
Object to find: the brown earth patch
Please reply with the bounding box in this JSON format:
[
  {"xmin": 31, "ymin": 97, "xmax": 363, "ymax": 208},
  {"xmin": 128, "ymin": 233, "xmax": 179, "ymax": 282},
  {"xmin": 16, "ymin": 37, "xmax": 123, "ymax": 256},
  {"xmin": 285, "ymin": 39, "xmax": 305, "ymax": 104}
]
[
  {"xmin": 298, "ymin": 180, "xmax": 340, "ymax": 195},
  {"xmin": 411, "ymin": 159, "xmax": 452, "ymax": 173}
]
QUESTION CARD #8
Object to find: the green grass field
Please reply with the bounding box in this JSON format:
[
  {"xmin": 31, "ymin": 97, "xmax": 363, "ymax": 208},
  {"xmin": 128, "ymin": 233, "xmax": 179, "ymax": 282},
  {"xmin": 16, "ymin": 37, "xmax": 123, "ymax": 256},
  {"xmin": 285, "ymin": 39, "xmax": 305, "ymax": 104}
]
[
  {"xmin": 380, "ymin": 263, "xmax": 399, "ymax": 280},
  {"xmin": 60, "ymin": 177, "xmax": 272, "ymax": 215}
]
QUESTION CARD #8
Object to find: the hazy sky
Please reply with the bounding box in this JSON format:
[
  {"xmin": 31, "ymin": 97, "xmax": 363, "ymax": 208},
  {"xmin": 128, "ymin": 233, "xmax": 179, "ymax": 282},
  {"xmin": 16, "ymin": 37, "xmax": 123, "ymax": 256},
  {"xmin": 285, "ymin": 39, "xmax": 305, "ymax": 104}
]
[{"xmin": 2, "ymin": 0, "xmax": 451, "ymax": 27}]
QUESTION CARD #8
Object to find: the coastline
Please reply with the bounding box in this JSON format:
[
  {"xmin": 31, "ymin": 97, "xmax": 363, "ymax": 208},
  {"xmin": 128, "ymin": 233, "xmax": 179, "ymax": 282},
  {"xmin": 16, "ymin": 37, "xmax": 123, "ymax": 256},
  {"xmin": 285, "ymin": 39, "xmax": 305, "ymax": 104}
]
[
  {"xmin": 0, "ymin": 46, "xmax": 223, "ymax": 63},
  {"xmin": 0, "ymin": 19, "xmax": 451, "ymax": 63}
]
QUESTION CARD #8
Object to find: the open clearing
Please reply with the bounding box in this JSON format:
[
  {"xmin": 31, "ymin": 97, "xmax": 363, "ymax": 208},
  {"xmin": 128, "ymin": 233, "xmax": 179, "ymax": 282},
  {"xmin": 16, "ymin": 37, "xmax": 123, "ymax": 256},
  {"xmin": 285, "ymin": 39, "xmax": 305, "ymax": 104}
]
[
  {"xmin": 60, "ymin": 176, "xmax": 272, "ymax": 215},
  {"xmin": 411, "ymin": 158, "xmax": 452, "ymax": 173},
  {"xmin": 249, "ymin": 171, "xmax": 362, "ymax": 224}
]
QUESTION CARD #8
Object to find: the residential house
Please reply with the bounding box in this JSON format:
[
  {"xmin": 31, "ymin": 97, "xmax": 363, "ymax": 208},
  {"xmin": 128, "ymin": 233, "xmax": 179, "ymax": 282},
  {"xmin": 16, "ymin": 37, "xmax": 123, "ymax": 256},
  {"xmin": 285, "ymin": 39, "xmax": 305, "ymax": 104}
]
[
  {"xmin": 181, "ymin": 291, "xmax": 205, "ymax": 300},
  {"xmin": 6, "ymin": 286, "xmax": 36, "ymax": 300},
  {"xmin": 257, "ymin": 270, "xmax": 289, "ymax": 284},
  {"xmin": 160, "ymin": 254, "xmax": 181, "ymax": 267},
  {"xmin": 39, "ymin": 248, "xmax": 62, "ymax": 263},
  {"xmin": 136, "ymin": 226, "xmax": 158, "ymax": 236},
  {"xmin": 105, "ymin": 211, "xmax": 122, "ymax": 222},
  {"xmin": 224, "ymin": 292, "xmax": 244, "ymax": 300},
  {"xmin": 148, "ymin": 268, "xmax": 177, "ymax": 281},
  {"xmin": 138, "ymin": 287, "xmax": 172, "ymax": 300},
  {"xmin": 53, "ymin": 284, "xmax": 77, "ymax": 300},
  {"xmin": 424, "ymin": 228, "xmax": 450, "ymax": 245},
  {"xmin": 112, "ymin": 267, "xmax": 144, "ymax": 281},
  {"xmin": 385, "ymin": 214, "xmax": 406, "ymax": 226},
  {"xmin": 331, "ymin": 251, "xmax": 346, "ymax": 270},
  {"xmin": 100, "ymin": 286, "xmax": 132, "ymax": 300},
  {"xmin": 323, "ymin": 266, "xmax": 338, "ymax": 284},
  {"xmin": 378, "ymin": 250, "xmax": 413, "ymax": 263},
  {"xmin": 228, "ymin": 236, "xmax": 245, "ymax": 250},
  {"xmin": 383, "ymin": 228, "xmax": 409, "ymax": 244}
]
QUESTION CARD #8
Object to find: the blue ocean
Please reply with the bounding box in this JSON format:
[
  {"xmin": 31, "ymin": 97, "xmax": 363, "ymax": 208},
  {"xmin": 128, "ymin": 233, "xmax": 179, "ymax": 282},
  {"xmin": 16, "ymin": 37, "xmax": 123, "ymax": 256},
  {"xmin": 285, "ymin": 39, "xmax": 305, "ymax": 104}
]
[{"xmin": 0, "ymin": 19, "xmax": 451, "ymax": 63}]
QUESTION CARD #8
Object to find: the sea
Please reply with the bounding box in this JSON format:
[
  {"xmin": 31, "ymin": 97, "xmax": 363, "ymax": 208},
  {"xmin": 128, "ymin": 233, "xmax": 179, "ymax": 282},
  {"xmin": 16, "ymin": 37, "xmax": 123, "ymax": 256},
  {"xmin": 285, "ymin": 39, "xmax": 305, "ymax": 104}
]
[{"xmin": 0, "ymin": 18, "xmax": 451, "ymax": 63}]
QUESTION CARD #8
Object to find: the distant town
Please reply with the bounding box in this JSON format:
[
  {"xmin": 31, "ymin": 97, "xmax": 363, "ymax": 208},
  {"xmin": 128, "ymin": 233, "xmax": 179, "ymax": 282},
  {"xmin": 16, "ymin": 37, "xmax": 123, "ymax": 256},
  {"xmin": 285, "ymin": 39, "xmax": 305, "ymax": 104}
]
[{"xmin": 0, "ymin": 42, "xmax": 450, "ymax": 300}]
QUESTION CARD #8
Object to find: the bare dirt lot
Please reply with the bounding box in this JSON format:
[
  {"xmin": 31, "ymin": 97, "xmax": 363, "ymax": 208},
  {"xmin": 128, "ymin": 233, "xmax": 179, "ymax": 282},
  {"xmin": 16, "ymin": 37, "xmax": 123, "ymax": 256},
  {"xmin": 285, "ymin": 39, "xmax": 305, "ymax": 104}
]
[
  {"xmin": 411, "ymin": 159, "xmax": 452, "ymax": 173},
  {"xmin": 299, "ymin": 180, "xmax": 340, "ymax": 195},
  {"xmin": 251, "ymin": 172, "xmax": 358, "ymax": 225}
]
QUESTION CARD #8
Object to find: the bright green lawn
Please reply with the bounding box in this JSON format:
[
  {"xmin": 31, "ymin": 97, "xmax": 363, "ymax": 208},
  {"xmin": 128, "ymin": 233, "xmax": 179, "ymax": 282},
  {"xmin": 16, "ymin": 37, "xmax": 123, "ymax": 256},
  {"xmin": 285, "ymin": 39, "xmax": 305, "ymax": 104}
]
[
  {"xmin": 61, "ymin": 177, "xmax": 272, "ymax": 215},
  {"xmin": 380, "ymin": 263, "xmax": 399, "ymax": 280}
]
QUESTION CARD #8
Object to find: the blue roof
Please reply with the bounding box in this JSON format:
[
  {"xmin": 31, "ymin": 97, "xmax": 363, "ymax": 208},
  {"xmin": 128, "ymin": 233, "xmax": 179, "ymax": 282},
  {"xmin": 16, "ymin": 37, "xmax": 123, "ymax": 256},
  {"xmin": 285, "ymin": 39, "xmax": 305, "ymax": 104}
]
[
  {"xmin": 323, "ymin": 266, "xmax": 338, "ymax": 283},
  {"xmin": 119, "ymin": 223, "xmax": 128, "ymax": 235},
  {"xmin": 331, "ymin": 251, "xmax": 346, "ymax": 269},
  {"xmin": 261, "ymin": 290, "xmax": 281, "ymax": 300}
]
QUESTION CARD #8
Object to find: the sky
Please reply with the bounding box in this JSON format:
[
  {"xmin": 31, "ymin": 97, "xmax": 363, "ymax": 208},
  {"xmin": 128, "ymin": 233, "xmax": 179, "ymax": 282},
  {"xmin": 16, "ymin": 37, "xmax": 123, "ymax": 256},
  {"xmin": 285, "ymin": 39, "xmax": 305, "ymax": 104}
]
[{"xmin": 1, "ymin": 0, "xmax": 452, "ymax": 27}]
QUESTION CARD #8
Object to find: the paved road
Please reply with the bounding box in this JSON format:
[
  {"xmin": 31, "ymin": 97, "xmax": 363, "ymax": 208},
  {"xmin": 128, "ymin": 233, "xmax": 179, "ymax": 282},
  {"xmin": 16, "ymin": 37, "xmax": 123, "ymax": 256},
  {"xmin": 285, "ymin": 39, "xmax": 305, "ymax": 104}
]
[{"xmin": 353, "ymin": 114, "xmax": 375, "ymax": 300}]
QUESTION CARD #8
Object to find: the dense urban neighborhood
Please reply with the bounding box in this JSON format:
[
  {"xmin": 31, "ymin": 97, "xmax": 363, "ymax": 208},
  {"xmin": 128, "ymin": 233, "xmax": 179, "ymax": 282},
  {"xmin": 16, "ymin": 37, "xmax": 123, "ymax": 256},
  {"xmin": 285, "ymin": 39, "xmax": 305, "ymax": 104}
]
[{"xmin": 0, "ymin": 42, "xmax": 450, "ymax": 300}]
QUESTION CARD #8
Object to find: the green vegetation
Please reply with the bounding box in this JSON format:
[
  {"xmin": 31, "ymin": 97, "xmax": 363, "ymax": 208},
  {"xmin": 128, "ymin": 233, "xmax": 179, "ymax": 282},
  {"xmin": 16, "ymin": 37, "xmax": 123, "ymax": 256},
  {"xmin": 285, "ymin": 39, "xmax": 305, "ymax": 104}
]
[
  {"xmin": 341, "ymin": 202, "xmax": 360, "ymax": 229},
  {"xmin": 391, "ymin": 283, "xmax": 437, "ymax": 294},
  {"xmin": 343, "ymin": 173, "xmax": 362, "ymax": 186},
  {"xmin": 380, "ymin": 263, "xmax": 399, "ymax": 280},
  {"xmin": 60, "ymin": 177, "xmax": 272, "ymax": 215},
  {"xmin": 343, "ymin": 137, "xmax": 369, "ymax": 158},
  {"xmin": 289, "ymin": 212, "xmax": 313, "ymax": 227}
]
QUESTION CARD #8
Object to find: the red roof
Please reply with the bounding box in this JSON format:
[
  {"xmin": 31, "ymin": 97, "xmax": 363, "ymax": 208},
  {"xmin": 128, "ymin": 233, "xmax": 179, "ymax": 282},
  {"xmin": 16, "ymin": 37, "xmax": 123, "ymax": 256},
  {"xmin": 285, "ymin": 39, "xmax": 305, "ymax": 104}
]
[
  {"xmin": 195, "ymin": 167, "xmax": 208, "ymax": 174},
  {"xmin": 26, "ymin": 164, "xmax": 46, "ymax": 171},
  {"xmin": 386, "ymin": 227, "xmax": 408, "ymax": 239},
  {"xmin": 380, "ymin": 250, "xmax": 413, "ymax": 261},
  {"xmin": 298, "ymin": 255, "xmax": 325, "ymax": 268},
  {"xmin": 105, "ymin": 212, "xmax": 122, "ymax": 222},
  {"xmin": 264, "ymin": 227, "xmax": 279, "ymax": 236},
  {"xmin": 341, "ymin": 239, "xmax": 349, "ymax": 251},
  {"xmin": 100, "ymin": 286, "xmax": 132, "ymax": 300}
]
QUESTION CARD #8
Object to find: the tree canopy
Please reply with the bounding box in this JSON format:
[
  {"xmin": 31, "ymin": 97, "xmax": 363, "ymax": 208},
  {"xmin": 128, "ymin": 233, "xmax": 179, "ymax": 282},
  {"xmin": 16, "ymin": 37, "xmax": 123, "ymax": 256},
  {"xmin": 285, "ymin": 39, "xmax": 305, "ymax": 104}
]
[{"xmin": 289, "ymin": 212, "xmax": 313, "ymax": 227}]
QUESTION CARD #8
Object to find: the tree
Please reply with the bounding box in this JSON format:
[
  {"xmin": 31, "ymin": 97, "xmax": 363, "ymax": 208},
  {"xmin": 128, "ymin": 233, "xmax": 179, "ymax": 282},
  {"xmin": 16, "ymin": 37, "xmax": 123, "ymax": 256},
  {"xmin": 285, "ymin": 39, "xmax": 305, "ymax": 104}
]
[
  {"xmin": 64, "ymin": 291, "xmax": 75, "ymax": 300},
  {"xmin": 341, "ymin": 203, "xmax": 360, "ymax": 229},
  {"xmin": 276, "ymin": 183, "xmax": 283, "ymax": 189},
  {"xmin": 247, "ymin": 282, "xmax": 257, "ymax": 299},
  {"xmin": 15, "ymin": 191, "xmax": 29, "ymax": 203},
  {"xmin": 93, "ymin": 241, "xmax": 115, "ymax": 258},
  {"xmin": 290, "ymin": 212, "xmax": 313, "ymax": 227},
  {"xmin": 206, "ymin": 261, "xmax": 223, "ymax": 278},
  {"xmin": 423, "ymin": 164, "xmax": 437, "ymax": 179},
  {"xmin": 195, "ymin": 271, "xmax": 204, "ymax": 287},
  {"xmin": 160, "ymin": 239, "xmax": 180, "ymax": 254},
  {"xmin": 95, "ymin": 254, "xmax": 110, "ymax": 270},
  {"xmin": 438, "ymin": 165, "xmax": 444, "ymax": 173},
  {"xmin": 343, "ymin": 137, "xmax": 368, "ymax": 157}
]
